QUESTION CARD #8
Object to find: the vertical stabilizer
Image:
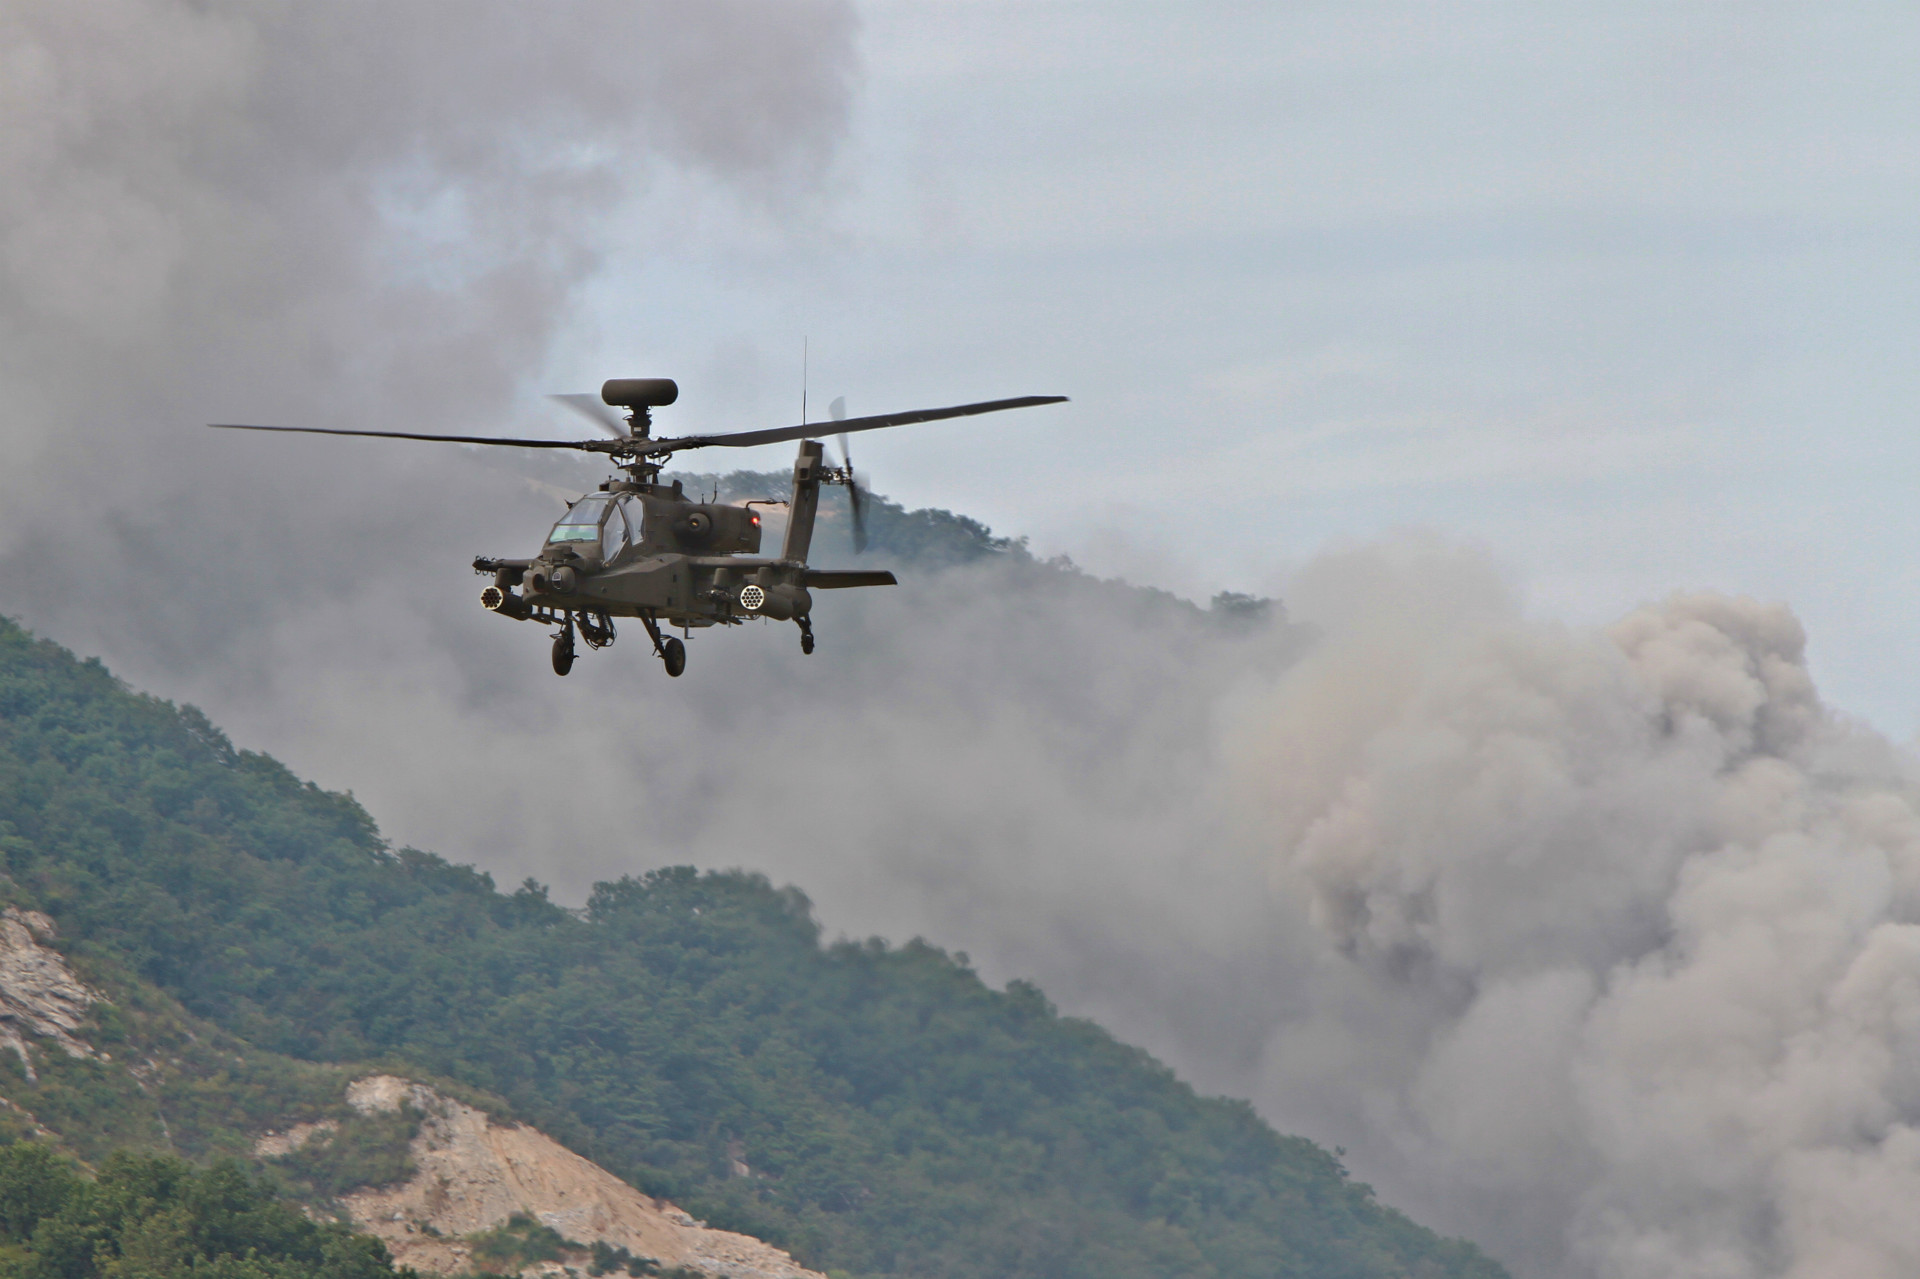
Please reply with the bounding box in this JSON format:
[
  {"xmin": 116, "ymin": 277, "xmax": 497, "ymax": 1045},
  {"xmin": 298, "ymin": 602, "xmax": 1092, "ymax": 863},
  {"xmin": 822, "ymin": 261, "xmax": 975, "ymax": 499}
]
[{"xmin": 781, "ymin": 440, "xmax": 826, "ymax": 563}]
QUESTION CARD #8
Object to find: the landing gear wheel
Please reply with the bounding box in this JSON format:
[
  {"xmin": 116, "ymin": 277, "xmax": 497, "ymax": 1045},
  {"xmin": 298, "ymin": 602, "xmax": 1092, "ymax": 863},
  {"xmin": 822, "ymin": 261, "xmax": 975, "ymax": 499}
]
[
  {"xmin": 798, "ymin": 618, "xmax": 815, "ymax": 655},
  {"xmin": 661, "ymin": 636, "xmax": 686, "ymax": 678},
  {"xmin": 551, "ymin": 631, "xmax": 575, "ymax": 677}
]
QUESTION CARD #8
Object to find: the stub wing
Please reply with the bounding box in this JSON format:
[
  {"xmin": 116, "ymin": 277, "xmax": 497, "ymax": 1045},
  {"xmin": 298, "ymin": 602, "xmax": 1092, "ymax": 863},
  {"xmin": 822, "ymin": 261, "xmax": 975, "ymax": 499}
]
[{"xmin": 804, "ymin": 569, "xmax": 898, "ymax": 589}]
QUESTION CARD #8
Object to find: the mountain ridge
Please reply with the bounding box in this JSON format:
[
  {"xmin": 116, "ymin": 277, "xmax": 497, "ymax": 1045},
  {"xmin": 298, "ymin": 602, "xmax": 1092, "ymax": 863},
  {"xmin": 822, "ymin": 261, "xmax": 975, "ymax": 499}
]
[{"xmin": 0, "ymin": 611, "xmax": 1503, "ymax": 1279}]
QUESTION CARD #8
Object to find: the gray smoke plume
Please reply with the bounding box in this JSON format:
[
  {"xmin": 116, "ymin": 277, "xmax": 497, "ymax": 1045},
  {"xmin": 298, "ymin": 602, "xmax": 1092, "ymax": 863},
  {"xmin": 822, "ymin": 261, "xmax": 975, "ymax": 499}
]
[
  {"xmin": 598, "ymin": 534, "xmax": 1920, "ymax": 1279},
  {"xmin": 8, "ymin": 7, "xmax": 1920, "ymax": 1278},
  {"xmin": 1210, "ymin": 541, "xmax": 1920, "ymax": 1278},
  {"xmin": 0, "ymin": 0, "xmax": 856, "ymax": 678}
]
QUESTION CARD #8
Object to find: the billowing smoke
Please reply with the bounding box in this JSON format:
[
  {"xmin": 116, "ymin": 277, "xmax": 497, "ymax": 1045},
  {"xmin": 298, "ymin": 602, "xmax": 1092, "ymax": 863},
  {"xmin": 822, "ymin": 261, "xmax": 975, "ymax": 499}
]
[
  {"xmin": 582, "ymin": 537, "xmax": 1920, "ymax": 1279},
  {"xmin": 1211, "ymin": 542, "xmax": 1920, "ymax": 1278},
  {"xmin": 7, "ymin": 7, "xmax": 1920, "ymax": 1279},
  {"xmin": 0, "ymin": 0, "xmax": 856, "ymax": 677}
]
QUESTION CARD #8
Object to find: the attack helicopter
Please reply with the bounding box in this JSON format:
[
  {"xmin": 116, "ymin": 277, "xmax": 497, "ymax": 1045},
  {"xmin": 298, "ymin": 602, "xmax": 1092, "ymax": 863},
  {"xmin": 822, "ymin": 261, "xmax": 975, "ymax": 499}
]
[{"xmin": 211, "ymin": 380, "xmax": 1066, "ymax": 677}]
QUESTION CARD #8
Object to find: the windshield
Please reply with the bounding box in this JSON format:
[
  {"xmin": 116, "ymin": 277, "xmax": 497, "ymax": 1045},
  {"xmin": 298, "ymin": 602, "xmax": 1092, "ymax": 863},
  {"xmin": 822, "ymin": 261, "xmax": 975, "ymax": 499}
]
[{"xmin": 548, "ymin": 495, "xmax": 611, "ymax": 543}]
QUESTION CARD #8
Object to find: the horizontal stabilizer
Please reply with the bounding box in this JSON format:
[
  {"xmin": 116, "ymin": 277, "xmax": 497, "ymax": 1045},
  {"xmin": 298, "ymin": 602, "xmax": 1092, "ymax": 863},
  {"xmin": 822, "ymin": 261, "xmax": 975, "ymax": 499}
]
[{"xmin": 804, "ymin": 569, "xmax": 898, "ymax": 589}]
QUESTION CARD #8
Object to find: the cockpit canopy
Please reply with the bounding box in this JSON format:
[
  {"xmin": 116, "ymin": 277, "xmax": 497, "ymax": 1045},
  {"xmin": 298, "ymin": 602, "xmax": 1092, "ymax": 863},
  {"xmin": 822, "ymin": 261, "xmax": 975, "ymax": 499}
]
[
  {"xmin": 547, "ymin": 493, "xmax": 642, "ymax": 558},
  {"xmin": 548, "ymin": 495, "xmax": 610, "ymax": 543}
]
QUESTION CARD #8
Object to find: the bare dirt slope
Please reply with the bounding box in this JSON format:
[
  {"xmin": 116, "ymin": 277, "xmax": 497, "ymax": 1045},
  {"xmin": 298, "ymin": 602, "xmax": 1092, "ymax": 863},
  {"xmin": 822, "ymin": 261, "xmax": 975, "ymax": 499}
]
[
  {"xmin": 319, "ymin": 1076, "xmax": 823, "ymax": 1279},
  {"xmin": 0, "ymin": 913, "xmax": 818, "ymax": 1279}
]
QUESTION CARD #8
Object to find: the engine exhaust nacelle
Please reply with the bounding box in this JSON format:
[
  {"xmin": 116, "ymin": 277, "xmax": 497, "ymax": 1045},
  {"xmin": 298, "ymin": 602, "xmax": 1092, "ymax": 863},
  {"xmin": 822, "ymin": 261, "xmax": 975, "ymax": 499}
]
[{"xmin": 758, "ymin": 584, "xmax": 811, "ymax": 621}]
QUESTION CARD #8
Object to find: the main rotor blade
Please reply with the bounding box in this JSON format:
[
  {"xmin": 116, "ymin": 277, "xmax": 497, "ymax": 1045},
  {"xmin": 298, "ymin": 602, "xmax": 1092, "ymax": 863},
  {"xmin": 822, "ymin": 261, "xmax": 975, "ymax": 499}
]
[
  {"xmin": 549, "ymin": 393, "xmax": 630, "ymax": 438},
  {"xmin": 643, "ymin": 394, "xmax": 1067, "ymax": 455},
  {"xmin": 208, "ymin": 423, "xmax": 616, "ymax": 451},
  {"xmin": 210, "ymin": 393, "xmax": 1069, "ymax": 459}
]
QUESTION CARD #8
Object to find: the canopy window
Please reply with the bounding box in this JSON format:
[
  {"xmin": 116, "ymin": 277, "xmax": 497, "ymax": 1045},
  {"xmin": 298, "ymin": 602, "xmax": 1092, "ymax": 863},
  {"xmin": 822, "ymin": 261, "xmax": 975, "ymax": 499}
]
[
  {"xmin": 548, "ymin": 494, "xmax": 612, "ymax": 544},
  {"xmin": 600, "ymin": 503, "xmax": 629, "ymax": 559}
]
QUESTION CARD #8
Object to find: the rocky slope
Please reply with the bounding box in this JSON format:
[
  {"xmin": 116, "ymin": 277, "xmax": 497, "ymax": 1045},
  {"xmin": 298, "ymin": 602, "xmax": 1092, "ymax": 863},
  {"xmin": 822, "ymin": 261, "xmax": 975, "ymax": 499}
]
[
  {"xmin": 0, "ymin": 897, "xmax": 819, "ymax": 1279},
  {"xmin": 303, "ymin": 1076, "xmax": 823, "ymax": 1279},
  {"xmin": 0, "ymin": 906, "xmax": 99, "ymax": 1077}
]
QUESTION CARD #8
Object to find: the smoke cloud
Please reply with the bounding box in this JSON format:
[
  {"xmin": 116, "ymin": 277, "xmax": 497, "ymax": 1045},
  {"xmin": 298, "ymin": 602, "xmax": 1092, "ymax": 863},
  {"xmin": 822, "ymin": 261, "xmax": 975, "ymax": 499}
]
[
  {"xmin": 1212, "ymin": 543, "xmax": 1920, "ymax": 1278},
  {"xmin": 0, "ymin": 0, "xmax": 856, "ymax": 675},
  {"xmin": 7, "ymin": 7, "xmax": 1920, "ymax": 1278},
  {"xmin": 576, "ymin": 535, "xmax": 1920, "ymax": 1279}
]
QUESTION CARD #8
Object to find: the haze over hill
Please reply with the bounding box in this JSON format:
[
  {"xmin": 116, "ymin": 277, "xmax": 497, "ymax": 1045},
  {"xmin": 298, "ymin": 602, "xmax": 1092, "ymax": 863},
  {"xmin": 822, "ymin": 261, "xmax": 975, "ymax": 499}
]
[
  {"xmin": 10, "ymin": 465, "xmax": 1920, "ymax": 1277},
  {"xmin": 0, "ymin": 616, "xmax": 1503, "ymax": 1279}
]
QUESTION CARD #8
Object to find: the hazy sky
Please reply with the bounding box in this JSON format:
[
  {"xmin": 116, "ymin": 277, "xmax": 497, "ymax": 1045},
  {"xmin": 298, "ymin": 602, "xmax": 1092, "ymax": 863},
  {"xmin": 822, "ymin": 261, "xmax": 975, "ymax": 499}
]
[{"xmin": 543, "ymin": 2, "xmax": 1920, "ymax": 735}]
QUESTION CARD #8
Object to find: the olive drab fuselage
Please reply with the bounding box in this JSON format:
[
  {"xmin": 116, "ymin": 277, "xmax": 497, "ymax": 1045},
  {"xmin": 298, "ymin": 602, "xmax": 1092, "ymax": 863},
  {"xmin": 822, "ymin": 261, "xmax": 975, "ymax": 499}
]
[
  {"xmin": 475, "ymin": 439, "xmax": 893, "ymax": 635},
  {"xmin": 489, "ymin": 482, "xmax": 781, "ymax": 624}
]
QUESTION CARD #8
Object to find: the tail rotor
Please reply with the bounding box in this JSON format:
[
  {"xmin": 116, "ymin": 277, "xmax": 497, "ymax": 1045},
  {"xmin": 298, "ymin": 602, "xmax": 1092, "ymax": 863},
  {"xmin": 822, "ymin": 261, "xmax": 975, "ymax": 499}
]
[{"xmin": 829, "ymin": 397, "xmax": 869, "ymax": 554}]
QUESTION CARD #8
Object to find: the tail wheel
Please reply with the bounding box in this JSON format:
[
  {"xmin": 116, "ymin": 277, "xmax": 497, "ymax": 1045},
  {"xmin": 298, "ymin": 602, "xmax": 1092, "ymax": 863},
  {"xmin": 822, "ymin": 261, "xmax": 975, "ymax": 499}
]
[
  {"xmin": 662, "ymin": 636, "xmax": 686, "ymax": 678},
  {"xmin": 552, "ymin": 632, "xmax": 575, "ymax": 677}
]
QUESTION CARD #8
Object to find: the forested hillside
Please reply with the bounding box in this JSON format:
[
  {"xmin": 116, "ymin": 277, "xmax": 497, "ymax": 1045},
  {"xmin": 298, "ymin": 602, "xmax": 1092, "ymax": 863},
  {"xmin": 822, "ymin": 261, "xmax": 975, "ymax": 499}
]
[
  {"xmin": 0, "ymin": 1143, "xmax": 404, "ymax": 1279},
  {"xmin": 0, "ymin": 615, "xmax": 1502, "ymax": 1279}
]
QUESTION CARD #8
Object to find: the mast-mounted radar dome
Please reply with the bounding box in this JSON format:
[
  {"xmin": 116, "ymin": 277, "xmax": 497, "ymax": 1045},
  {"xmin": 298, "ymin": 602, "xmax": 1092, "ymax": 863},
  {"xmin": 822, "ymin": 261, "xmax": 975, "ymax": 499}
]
[{"xmin": 601, "ymin": 379, "xmax": 679, "ymax": 409}]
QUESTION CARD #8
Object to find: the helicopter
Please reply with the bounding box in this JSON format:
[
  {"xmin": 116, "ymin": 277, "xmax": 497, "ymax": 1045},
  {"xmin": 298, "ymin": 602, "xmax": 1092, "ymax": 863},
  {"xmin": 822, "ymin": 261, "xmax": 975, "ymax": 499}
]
[{"xmin": 211, "ymin": 379, "xmax": 1066, "ymax": 677}]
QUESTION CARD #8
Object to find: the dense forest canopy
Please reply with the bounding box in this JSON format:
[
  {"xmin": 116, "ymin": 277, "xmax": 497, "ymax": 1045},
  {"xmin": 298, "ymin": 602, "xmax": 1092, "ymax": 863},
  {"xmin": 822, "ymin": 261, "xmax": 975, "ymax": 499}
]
[
  {"xmin": 0, "ymin": 615, "xmax": 1501, "ymax": 1279},
  {"xmin": 0, "ymin": 1143, "xmax": 403, "ymax": 1279}
]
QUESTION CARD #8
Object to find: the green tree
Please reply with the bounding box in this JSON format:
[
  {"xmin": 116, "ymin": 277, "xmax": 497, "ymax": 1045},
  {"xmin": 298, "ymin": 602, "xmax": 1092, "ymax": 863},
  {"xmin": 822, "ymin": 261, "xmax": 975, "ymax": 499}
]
[{"xmin": 0, "ymin": 1144, "xmax": 405, "ymax": 1279}]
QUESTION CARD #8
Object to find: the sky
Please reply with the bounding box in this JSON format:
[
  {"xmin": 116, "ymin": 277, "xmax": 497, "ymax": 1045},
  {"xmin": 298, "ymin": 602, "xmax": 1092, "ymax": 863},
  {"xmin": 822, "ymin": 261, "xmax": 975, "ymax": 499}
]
[
  {"xmin": 8, "ymin": 5, "xmax": 1920, "ymax": 1278},
  {"xmin": 548, "ymin": 2, "xmax": 1920, "ymax": 736}
]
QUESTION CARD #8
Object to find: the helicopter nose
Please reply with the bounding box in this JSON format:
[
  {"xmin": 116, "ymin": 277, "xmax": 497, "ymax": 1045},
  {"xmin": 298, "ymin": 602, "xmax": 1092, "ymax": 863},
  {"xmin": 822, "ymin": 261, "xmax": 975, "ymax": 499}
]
[{"xmin": 550, "ymin": 566, "xmax": 578, "ymax": 593}]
